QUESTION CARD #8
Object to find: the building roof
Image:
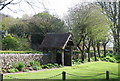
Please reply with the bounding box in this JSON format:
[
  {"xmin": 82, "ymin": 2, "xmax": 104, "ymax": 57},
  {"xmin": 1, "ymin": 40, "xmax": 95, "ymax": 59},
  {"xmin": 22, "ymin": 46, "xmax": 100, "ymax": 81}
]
[{"xmin": 40, "ymin": 32, "xmax": 73, "ymax": 49}]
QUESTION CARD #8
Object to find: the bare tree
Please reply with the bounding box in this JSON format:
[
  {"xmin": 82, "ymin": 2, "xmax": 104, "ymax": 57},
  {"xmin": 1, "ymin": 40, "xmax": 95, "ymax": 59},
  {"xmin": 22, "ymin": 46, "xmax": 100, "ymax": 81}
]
[{"xmin": 0, "ymin": 0, "xmax": 49, "ymax": 13}]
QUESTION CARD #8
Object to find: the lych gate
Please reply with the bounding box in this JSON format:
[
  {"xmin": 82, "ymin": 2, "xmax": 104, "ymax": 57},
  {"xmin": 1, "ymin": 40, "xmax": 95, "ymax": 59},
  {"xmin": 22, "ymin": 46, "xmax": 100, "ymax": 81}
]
[{"xmin": 40, "ymin": 32, "xmax": 74, "ymax": 66}]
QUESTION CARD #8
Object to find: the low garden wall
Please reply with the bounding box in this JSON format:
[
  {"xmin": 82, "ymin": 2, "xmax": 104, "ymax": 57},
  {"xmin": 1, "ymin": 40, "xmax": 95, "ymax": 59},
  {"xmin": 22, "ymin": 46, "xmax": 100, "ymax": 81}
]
[{"xmin": 0, "ymin": 54, "xmax": 51, "ymax": 69}]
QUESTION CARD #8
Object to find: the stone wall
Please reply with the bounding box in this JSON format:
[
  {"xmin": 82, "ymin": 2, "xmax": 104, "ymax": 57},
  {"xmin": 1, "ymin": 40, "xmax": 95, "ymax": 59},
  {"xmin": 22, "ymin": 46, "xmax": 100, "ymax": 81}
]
[{"xmin": 0, "ymin": 54, "xmax": 51, "ymax": 69}]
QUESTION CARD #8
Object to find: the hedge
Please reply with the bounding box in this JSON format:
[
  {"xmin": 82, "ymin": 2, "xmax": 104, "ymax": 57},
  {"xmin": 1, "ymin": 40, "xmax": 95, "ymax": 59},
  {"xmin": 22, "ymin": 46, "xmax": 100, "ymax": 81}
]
[{"xmin": 0, "ymin": 51, "xmax": 43, "ymax": 54}]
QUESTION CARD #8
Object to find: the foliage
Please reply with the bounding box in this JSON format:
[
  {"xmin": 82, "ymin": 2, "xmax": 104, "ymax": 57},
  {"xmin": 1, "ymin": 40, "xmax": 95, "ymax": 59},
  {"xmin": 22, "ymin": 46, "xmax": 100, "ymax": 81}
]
[
  {"xmin": 66, "ymin": 3, "xmax": 110, "ymax": 62},
  {"xmin": 1, "ymin": 12, "xmax": 65, "ymax": 50},
  {"xmin": 72, "ymin": 59, "xmax": 83, "ymax": 64},
  {"xmin": 16, "ymin": 36, "xmax": 32, "ymax": 51},
  {"xmin": 53, "ymin": 63, "xmax": 59, "ymax": 67},
  {"xmin": 7, "ymin": 68, "xmax": 19, "ymax": 73},
  {"xmin": 32, "ymin": 66, "xmax": 41, "ymax": 70},
  {"xmin": 41, "ymin": 64, "xmax": 50, "ymax": 69},
  {"xmin": 2, "ymin": 34, "xmax": 18, "ymax": 50},
  {"xmin": 30, "ymin": 60, "xmax": 40, "ymax": 66},
  {"xmin": 98, "ymin": 1, "xmax": 120, "ymax": 55},
  {"xmin": 97, "ymin": 53, "xmax": 117, "ymax": 63},
  {"xmin": 0, "ymin": 51, "xmax": 43, "ymax": 54},
  {"xmin": 12, "ymin": 63, "xmax": 18, "ymax": 68},
  {"xmin": 41, "ymin": 63, "xmax": 61, "ymax": 69},
  {"xmin": 47, "ymin": 63, "xmax": 55, "ymax": 68},
  {"xmin": 27, "ymin": 12, "xmax": 65, "ymax": 50},
  {"xmin": 23, "ymin": 69, "xmax": 30, "ymax": 72},
  {"xmin": 73, "ymin": 51, "xmax": 81, "ymax": 54},
  {"xmin": 17, "ymin": 62, "xmax": 25, "ymax": 71}
]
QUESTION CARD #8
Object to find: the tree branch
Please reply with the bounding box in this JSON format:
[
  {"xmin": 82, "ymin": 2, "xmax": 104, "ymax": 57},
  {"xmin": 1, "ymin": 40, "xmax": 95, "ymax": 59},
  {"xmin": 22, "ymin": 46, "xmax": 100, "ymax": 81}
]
[{"xmin": 0, "ymin": 0, "xmax": 14, "ymax": 11}]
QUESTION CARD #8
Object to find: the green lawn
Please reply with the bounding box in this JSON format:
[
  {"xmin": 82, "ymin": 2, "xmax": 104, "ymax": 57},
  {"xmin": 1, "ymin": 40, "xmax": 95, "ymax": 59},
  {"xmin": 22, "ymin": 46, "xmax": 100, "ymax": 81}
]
[{"xmin": 3, "ymin": 61, "xmax": 119, "ymax": 81}]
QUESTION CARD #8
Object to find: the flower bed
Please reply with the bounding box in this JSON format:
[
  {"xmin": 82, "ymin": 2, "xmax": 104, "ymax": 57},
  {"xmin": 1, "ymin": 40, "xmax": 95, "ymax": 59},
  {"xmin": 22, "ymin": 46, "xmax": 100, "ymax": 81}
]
[{"xmin": 2, "ymin": 60, "xmax": 62, "ymax": 73}]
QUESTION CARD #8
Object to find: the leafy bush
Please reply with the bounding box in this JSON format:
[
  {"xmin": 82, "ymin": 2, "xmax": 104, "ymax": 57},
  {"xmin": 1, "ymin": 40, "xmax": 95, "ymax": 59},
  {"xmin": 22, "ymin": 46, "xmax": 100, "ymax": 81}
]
[
  {"xmin": 23, "ymin": 69, "xmax": 30, "ymax": 72},
  {"xmin": 0, "ymin": 51, "xmax": 43, "ymax": 54},
  {"xmin": 15, "ymin": 68, "xmax": 19, "ymax": 72},
  {"xmin": 2, "ymin": 34, "xmax": 18, "ymax": 50},
  {"xmin": 105, "ymin": 56, "xmax": 116, "ymax": 62},
  {"xmin": 72, "ymin": 59, "xmax": 83, "ymax": 64},
  {"xmin": 107, "ymin": 53, "xmax": 114, "ymax": 57},
  {"xmin": 41, "ymin": 65, "xmax": 49, "ymax": 69},
  {"xmin": 100, "ymin": 54, "xmax": 117, "ymax": 63},
  {"xmin": 47, "ymin": 63, "xmax": 54, "ymax": 68},
  {"xmin": 32, "ymin": 66, "xmax": 41, "ymax": 70},
  {"xmin": 30, "ymin": 60, "xmax": 40, "ymax": 66},
  {"xmin": 7, "ymin": 68, "xmax": 18, "ymax": 73},
  {"xmin": 18, "ymin": 62, "xmax": 25, "ymax": 71},
  {"xmin": 12, "ymin": 63, "xmax": 18, "ymax": 68},
  {"xmin": 73, "ymin": 51, "xmax": 81, "ymax": 54},
  {"xmin": 17, "ymin": 37, "xmax": 32, "ymax": 51},
  {"xmin": 54, "ymin": 63, "xmax": 59, "ymax": 67}
]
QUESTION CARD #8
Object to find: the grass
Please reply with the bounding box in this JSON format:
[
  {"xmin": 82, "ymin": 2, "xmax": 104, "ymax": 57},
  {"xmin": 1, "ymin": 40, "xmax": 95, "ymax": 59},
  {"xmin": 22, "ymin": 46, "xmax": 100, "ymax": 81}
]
[
  {"xmin": 0, "ymin": 51, "xmax": 43, "ymax": 54},
  {"xmin": 3, "ymin": 61, "xmax": 119, "ymax": 81}
]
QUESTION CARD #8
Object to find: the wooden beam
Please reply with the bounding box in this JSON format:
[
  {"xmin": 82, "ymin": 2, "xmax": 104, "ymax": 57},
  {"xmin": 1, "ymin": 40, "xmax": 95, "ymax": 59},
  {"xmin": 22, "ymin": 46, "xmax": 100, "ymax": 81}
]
[{"xmin": 61, "ymin": 49, "xmax": 64, "ymax": 66}]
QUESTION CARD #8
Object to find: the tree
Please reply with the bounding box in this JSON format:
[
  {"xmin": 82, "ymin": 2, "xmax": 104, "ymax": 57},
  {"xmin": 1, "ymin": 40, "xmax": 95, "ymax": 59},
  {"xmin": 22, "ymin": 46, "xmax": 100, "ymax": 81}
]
[
  {"xmin": 2, "ymin": 34, "xmax": 18, "ymax": 50},
  {"xmin": 98, "ymin": 1, "xmax": 120, "ymax": 55},
  {"xmin": 0, "ymin": 0, "xmax": 49, "ymax": 13},
  {"xmin": 67, "ymin": 3, "xmax": 110, "ymax": 61},
  {"xmin": 26, "ymin": 12, "xmax": 65, "ymax": 50},
  {"xmin": 0, "ymin": 0, "xmax": 14, "ymax": 11}
]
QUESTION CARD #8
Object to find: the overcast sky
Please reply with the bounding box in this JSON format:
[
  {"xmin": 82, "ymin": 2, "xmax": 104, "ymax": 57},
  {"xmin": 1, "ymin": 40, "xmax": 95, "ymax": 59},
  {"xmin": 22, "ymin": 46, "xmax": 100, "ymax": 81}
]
[
  {"xmin": 0, "ymin": 0, "xmax": 119, "ymax": 18},
  {"xmin": 0, "ymin": 0, "xmax": 97, "ymax": 18}
]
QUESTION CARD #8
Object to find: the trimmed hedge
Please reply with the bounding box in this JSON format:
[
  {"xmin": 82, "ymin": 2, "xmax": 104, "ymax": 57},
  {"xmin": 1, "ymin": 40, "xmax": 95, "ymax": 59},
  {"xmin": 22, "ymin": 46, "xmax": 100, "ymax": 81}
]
[{"xmin": 0, "ymin": 51, "xmax": 43, "ymax": 54}]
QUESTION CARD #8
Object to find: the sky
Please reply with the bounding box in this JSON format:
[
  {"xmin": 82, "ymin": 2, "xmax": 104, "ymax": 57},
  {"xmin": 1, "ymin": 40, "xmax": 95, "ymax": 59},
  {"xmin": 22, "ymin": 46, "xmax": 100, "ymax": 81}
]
[
  {"xmin": 0, "ymin": 0, "xmax": 119, "ymax": 18},
  {"xmin": 0, "ymin": 0, "xmax": 95, "ymax": 18}
]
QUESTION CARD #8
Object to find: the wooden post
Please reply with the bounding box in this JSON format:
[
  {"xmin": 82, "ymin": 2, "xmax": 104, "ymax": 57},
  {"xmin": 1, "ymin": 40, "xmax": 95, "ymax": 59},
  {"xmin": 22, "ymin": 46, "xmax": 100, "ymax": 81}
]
[
  {"xmin": 106, "ymin": 71, "xmax": 109, "ymax": 80},
  {"xmin": 62, "ymin": 71, "xmax": 66, "ymax": 80},
  {"xmin": 61, "ymin": 49, "xmax": 64, "ymax": 66},
  {"xmin": 0, "ymin": 73, "xmax": 3, "ymax": 81},
  {"xmin": 70, "ymin": 46, "xmax": 72, "ymax": 66}
]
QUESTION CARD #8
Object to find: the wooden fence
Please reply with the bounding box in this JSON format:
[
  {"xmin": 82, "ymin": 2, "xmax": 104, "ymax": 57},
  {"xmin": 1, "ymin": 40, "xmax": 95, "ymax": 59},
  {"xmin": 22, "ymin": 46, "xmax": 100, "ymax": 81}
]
[{"xmin": 0, "ymin": 71, "xmax": 117, "ymax": 80}]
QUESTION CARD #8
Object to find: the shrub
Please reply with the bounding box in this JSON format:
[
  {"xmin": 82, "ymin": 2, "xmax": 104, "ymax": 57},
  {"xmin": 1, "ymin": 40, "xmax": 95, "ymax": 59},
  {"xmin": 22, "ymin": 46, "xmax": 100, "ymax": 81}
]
[
  {"xmin": 54, "ymin": 63, "xmax": 59, "ymax": 67},
  {"xmin": 30, "ymin": 60, "xmax": 40, "ymax": 66},
  {"xmin": 47, "ymin": 63, "xmax": 54, "ymax": 68},
  {"xmin": 17, "ymin": 38, "xmax": 32, "ymax": 51},
  {"xmin": 23, "ymin": 69, "xmax": 30, "ymax": 72},
  {"xmin": 2, "ymin": 34, "xmax": 18, "ymax": 50},
  {"xmin": 18, "ymin": 62, "xmax": 25, "ymax": 71},
  {"xmin": 107, "ymin": 53, "xmax": 114, "ymax": 57},
  {"xmin": 32, "ymin": 66, "xmax": 41, "ymax": 70},
  {"xmin": 7, "ymin": 68, "xmax": 18, "ymax": 73},
  {"xmin": 72, "ymin": 59, "xmax": 83, "ymax": 64},
  {"xmin": 15, "ymin": 68, "xmax": 19, "ymax": 72},
  {"xmin": 73, "ymin": 51, "xmax": 81, "ymax": 54},
  {"xmin": 0, "ymin": 51, "xmax": 43, "ymax": 54},
  {"xmin": 58, "ymin": 64, "xmax": 63, "ymax": 68},
  {"xmin": 12, "ymin": 63, "xmax": 18, "ymax": 68},
  {"xmin": 101, "ymin": 56, "xmax": 116, "ymax": 63},
  {"xmin": 41, "ymin": 65, "xmax": 49, "ymax": 69}
]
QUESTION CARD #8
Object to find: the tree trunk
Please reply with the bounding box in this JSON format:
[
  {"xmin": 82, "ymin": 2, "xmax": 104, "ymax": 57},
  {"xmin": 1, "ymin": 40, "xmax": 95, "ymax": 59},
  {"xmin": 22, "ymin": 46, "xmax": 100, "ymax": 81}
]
[
  {"xmin": 93, "ymin": 45, "xmax": 97, "ymax": 61},
  {"xmin": 103, "ymin": 44, "xmax": 107, "ymax": 57},
  {"xmin": 77, "ymin": 45, "xmax": 84, "ymax": 62},
  {"xmin": 97, "ymin": 43, "xmax": 100, "ymax": 57},
  {"xmin": 87, "ymin": 40, "xmax": 91, "ymax": 62},
  {"xmin": 88, "ymin": 47, "xmax": 90, "ymax": 62}
]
